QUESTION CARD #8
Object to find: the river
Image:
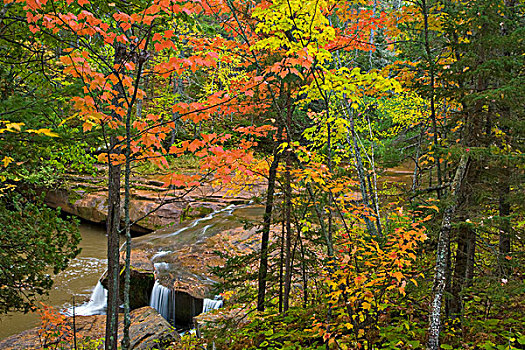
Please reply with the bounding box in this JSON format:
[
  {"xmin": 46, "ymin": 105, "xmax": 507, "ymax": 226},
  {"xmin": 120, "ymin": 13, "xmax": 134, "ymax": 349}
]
[{"xmin": 0, "ymin": 222, "xmax": 110, "ymax": 340}]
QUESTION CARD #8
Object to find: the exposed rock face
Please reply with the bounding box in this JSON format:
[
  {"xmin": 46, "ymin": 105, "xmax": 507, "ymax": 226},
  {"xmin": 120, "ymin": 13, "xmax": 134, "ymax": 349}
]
[
  {"xmin": 100, "ymin": 265, "xmax": 155, "ymax": 310},
  {"xmin": 43, "ymin": 174, "xmax": 265, "ymax": 233},
  {"xmin": 0, "ymin": 307, "xmax": 178, "ymax": 350},
  {"xmin": 129, "ymin": 206, "xmax": 264, "ymax": 301},
  {"xmin": 36, "ymin": 173, "xmax": 267, "ymax": 331}
]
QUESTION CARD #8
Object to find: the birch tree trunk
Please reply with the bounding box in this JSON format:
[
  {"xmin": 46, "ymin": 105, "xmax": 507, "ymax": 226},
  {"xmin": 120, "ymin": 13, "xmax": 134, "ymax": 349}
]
[{"xmin": 427, "ymin": 155, "xmax": 470, "ymax": 350}]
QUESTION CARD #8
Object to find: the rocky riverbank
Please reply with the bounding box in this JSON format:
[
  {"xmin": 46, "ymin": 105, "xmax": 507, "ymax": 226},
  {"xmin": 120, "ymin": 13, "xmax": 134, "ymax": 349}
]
[
  {"xmin": 44, "ymin": 172, "xmax": 265, "ymax": 233},
  {"xmin": 0, "ymin": 307, "xmax": 178, "ymax": 350}
]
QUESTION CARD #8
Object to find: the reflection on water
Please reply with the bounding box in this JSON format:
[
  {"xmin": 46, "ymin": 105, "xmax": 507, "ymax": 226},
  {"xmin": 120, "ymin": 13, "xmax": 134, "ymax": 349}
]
[{"xmin": 0, "ymin": 222, "xmax": 109, "ymax": 340}]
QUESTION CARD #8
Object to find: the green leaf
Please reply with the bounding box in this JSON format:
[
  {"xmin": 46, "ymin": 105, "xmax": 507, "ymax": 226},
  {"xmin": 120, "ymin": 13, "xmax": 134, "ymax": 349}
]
[{"xmin": 518, "ymin": 335, "xmax": 525, "ymax": 345}]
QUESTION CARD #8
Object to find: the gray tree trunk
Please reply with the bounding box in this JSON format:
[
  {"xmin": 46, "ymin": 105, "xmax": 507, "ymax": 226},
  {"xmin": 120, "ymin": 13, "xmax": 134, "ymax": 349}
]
[{"xmin": 427, "ymin": 155, "xmax": 470, "ymax": 350}]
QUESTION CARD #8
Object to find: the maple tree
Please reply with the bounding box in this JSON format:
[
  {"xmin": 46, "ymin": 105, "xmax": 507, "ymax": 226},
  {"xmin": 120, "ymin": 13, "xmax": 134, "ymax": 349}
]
[{"xmin": 1, "ymin": 0, "xmax": 524, "ymax": 348}]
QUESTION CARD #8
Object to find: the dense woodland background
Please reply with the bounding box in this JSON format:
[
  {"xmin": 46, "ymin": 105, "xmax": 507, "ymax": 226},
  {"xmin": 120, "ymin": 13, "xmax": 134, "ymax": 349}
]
[{"xmin": 0, "ymin": 0, "xmax": 524, "ymax": 349}]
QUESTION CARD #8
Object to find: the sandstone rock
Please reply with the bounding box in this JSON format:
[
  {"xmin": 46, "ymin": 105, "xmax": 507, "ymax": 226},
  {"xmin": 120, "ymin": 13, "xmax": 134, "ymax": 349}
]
[
  {"xmin": 0, "ymin": 307, "xmax": 179, "ymax": 350},
  {"xmin": 42, "ymin": 176, "xmax": 265, "ymax": 233}
]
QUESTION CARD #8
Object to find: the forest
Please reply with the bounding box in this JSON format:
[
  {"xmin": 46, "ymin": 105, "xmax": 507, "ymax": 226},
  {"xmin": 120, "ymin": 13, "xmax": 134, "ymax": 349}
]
[{"xmin": 0, "ymin": 0, "xmax": 523, "ymax": 349}]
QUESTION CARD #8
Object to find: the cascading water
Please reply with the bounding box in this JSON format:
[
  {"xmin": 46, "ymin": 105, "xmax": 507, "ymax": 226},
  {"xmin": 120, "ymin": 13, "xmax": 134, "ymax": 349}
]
[
  {"xmin": 167, "ymin": 204, "xmax": 235, "ymax": 237},
  {"xmin": 149, "ymin": 281, "xmax": 175, "ymax": 323},
  {"xmin": 69, "ymin": 281, "xmax": 107, "ymax": 316},
  {"xmin": 202, "ymin": 298, "xmax": 223, "ymax": 313}
]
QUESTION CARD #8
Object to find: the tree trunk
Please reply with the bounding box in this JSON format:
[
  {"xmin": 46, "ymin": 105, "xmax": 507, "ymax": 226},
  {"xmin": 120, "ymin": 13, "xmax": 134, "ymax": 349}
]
[
  {"xmin": 278, "ymin": 219, "xmax": 285, "ymax": 313},
  {"xmin": 450, "ymin": 222, "xmax": 476, "ymax": 317},
  {"xmin": 105, "ymin": 43, "xmax": 126, "ymax": 350},
  {"xmin": 257, "ymin": 150, "xmax": 280, "ymax": 312},
  {"xmin": 427, "ymin": 155, "xmax": 469, "ymax": 350},
  {"xmin": 421, "ymin": 0, "xmax": 443, "ymax": 199},
  {"xmin": 498, "ymin": 181, "xmax": 511, "ymax": 275},
  {"xmin": 345, "ymin": 104, "xmax": 377, "ymax": 236},
  {"xmin": 283, "ymin": 157, "xmax": 292, "ymax": 312},
  {"xmin": 105, "ymin": 138, "xmax": 121, "ymax": 350}
]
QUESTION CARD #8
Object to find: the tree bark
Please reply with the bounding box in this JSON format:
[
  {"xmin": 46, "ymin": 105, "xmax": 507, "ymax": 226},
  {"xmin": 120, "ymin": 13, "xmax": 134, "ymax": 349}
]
[
  {"xmin": 498, "ymin": 181, "xmax": 511, "ymax": 275},
  {"xmin": 105, "ymin": 43, "xmax": 127, "ymax": 350},
  {"xmin": 283, "ymin": 156, "xmax": 292, "ymax": 312},
  {"xmin": 345, "ymin": 104, "xmax": 377, "ymax": 236},
  {"xmin": 257, "ymin": 150, "xmax": 281, "ymax": 312},
  {"xmin": 421, "ymin": 0, "xmax": 443, "ymax": 199},
  {"xmin": 427, "ymin": 155, "xmax": 470, "ymax": 350},
  {"xmin": 105, "ymin": 137, "xmax": 121, "ymax": 350},
  {"xmin": 450, "ymin": 221, "xmax": 476, "ymax": 317}
]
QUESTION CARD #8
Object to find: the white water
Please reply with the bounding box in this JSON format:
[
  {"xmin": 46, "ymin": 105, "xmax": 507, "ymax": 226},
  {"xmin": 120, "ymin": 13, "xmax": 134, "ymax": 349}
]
[
  {"xmin": 167, "ymin": 204, "xmax": 235, "ymax": 237},
  {"xmin": 149, "ymin": 281, "xmax": 175, "ymax": 322},
  {"xmin": 152, "ymin": 250, "xmax": 172, "ymax": 260},
  {"xmin": 68, "ymin": 281, "xmax": 107, "ymax": 316},
  {"xmin": 154, "ymin": 262, "xmax": 170, "ymax": 271},
  {"xmin": 202, "ymin": 298, "xmax": 223, "ymax": 313}
]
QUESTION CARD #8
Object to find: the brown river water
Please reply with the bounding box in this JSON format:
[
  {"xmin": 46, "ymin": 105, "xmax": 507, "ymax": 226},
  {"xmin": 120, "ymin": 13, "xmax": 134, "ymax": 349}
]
[{"xmin": 0, "ymin": 222, "xmax": 110, "ymax": 340}]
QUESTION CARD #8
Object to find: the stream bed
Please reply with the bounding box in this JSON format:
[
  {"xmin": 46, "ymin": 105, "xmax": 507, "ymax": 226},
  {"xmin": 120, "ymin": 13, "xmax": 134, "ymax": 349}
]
[
  {"xmin": 0, "ymin": 203, "xmax": 264, "ymax": 340},
  {"xmin": 0, "ymin": 222, "xmax": 110, "ymax": 340}
]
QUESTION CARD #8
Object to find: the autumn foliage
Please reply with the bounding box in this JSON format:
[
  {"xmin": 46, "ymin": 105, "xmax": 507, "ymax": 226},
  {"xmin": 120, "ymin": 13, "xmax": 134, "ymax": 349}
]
[{"xmin": 1, "ymin": 0, "xmax": 523, "ymax": 349}]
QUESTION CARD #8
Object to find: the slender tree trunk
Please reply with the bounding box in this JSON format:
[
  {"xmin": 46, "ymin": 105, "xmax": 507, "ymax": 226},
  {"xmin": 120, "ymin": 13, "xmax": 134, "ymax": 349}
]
[
  {"xmin": 283, "ymin": 156, "xmax": 292, "ymax": 312},
  {"xmin": 121, "ymin": 44, "xmax": 149, "ymax": 350},
  {"xmin": 298, "ymin": 228, "xmax": 308, "ymax": 308},
  {"xmin": 365, "ymin": 112, "xmax": 383, "ymax": 236},
  {"xmin": 427, "ymin": 155, "xmax": 470, "ymax": 350},
  {"xmin": 283, "ymin": 97, "xmax": 294, "ymax": 312},
  {"xmin": 170, "ymin": 76, "xmax": 183, "ymax": 146},
  {"xmin": 498, "ymin": 180, "xmax": 511, "ymax": 275},
  {"xmin": 345, "ymin": 105, "xmax": 377, "ymax": 236},
  {"xmin": 257, "ymin": 149, "xmax": 281, "ymax": 312},
  {"xmin": 450, "ymin": 221, "xmax": 476, "ymax": 317},
  {"xmin": 105, "ymin": 43, "xmax": 127, "ymax": 350},
  {"xmin": 279, "ymin": 218, "xmax": 285, "ymax": 313},
  {"xmin": 105, "ymin": 138, "xmax": 121, "ymax": 350},
  {"xmin": 121, "ymin": 121, "xmax": 132, "ymax": 350},
  {"xmin": 421, "ymin": 0, "xmax": 443, "ymax": 199}
]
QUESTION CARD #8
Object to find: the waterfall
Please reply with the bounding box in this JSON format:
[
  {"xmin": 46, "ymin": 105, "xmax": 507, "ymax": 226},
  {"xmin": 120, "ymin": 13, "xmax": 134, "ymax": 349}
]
[
  {"xmin": 70, "ymin": 281, "xmax": 107, "ymax": 316},
  {"xmin": 202, "ymin": 297, "xmax": 223, "ymax": 313},
  {"xmin": 149, "ymin": 281, "xmax": 175, "ymax": 323}
]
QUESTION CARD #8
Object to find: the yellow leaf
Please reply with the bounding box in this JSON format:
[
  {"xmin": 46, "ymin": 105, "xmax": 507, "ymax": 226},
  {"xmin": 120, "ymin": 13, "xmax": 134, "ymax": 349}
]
[
  {"xmin": 38, "ymin": 129, "xmax": 59, "ymax": 137},
  {"xmin": 5, "ymin": 122, "xmax": 24, "ymax": 132},
  {"xmin": 2, "ymin": 156, "xmax": 14, "ymax": 167},
  {"xmin": 27, "ymin": 128, "xmax": 59, "ymax": 137}
]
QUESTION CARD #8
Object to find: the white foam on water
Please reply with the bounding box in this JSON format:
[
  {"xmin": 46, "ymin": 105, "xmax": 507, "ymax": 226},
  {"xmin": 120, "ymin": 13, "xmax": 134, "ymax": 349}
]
[
  {"xmin": 152, "ymin": 250, "xmax": 172, "ymax": 260},
  {"xmin": 68, "ymin": 281, "xmax": 107, "ymax": 316},
  {"xmin": 202, "ymin": 297, "xmax": 223, "ymax": 313}
]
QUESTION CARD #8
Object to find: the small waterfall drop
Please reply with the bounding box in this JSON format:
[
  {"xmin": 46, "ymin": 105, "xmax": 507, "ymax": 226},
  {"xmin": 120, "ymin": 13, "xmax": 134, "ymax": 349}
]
[
  {"xmin": 202, "ymin": 297, "xmax": 223, "ymax": 313},
  {"xmin": 70, "ymin": 281, "xmax": 107, "ymax": 316},
  {"xmin": 149, "ymin": 281, "xmax": 175, "ymax": 323}
]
